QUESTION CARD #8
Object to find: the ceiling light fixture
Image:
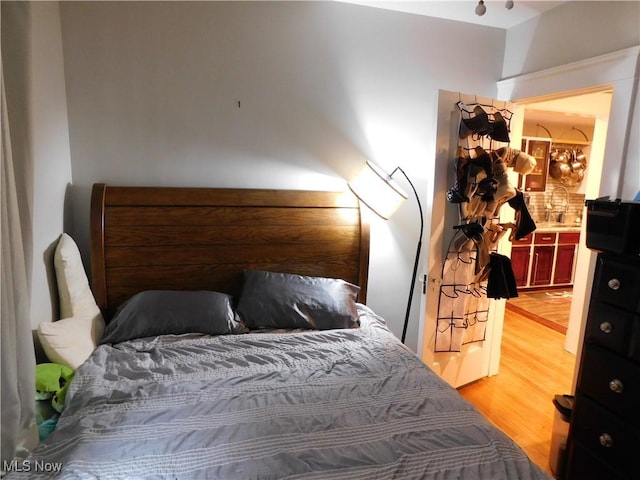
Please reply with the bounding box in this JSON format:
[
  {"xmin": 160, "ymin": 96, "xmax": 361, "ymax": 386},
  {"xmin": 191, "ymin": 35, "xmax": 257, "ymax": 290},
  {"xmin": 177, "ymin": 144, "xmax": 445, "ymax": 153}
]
[{"xmin": 476, "ymin": 0, "xmax": 515, "ymax": 16}]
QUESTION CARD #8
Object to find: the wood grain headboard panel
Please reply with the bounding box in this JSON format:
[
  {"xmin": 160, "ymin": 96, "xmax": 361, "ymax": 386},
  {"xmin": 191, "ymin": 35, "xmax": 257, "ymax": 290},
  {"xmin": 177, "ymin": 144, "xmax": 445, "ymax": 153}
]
[{"xmin": 91, "ymin": 184, "xmax": 370, "ymax": 318}]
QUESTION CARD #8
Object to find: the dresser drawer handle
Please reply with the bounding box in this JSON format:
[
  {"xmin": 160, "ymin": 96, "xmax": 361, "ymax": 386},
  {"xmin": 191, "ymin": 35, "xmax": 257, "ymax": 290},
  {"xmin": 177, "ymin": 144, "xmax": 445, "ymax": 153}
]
[
  {"xmin": 599, "ymin": 321, "xmax": 613, "ymax": 334},
  {"xmin": 599, "ymin": 433, "xmax": 614, "ymax": 448},
  {"xmin": 609, "ymin": 379, "xmax": 624, "ymax": 393},
  {"xmin": 607, "ymin": 278, "xmax": 621, "ymax": 290}
]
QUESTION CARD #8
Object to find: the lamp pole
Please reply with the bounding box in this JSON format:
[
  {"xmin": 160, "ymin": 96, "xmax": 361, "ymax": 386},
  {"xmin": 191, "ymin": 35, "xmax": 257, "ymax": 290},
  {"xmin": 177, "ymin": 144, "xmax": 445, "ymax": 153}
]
[{"xmin": 390, "ymin": 167, "xmax": 424, "ymax": 344}]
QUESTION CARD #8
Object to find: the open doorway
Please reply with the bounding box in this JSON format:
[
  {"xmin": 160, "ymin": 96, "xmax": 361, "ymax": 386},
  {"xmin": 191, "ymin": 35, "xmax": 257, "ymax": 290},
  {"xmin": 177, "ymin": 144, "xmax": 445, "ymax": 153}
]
[
  {"xmin": 506, "ymin": 90, "xmax": 612, "ymax": 339},
  {"xmin": 458, "ymin": 87, "xmax": 613, "ymax": 475},
  {"xmin": 495, "ymin": 46, "xmax": 639, "ymax": 367}
]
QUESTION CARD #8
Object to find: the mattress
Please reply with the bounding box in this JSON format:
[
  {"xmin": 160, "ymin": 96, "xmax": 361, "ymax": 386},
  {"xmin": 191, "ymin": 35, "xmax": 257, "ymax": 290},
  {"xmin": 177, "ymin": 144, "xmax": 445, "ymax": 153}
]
[{"xmin": 10, "ymin": 305, "xmax": 550, "ymax": 479}]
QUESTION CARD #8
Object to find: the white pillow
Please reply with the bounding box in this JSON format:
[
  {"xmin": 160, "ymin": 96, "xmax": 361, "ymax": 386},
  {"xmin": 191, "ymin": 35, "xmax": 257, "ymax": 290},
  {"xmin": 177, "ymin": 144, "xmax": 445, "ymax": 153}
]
[
  {"xmin": 38, "ymin": 316, "xmax": 104, "ymax": 369},
  {"xmin": 38, "ymin": 233, "xmax": 105, "ymax": 368},
  {"xmin": 54, "ymin": 233, "xmax": 102, "ymax": 320}
]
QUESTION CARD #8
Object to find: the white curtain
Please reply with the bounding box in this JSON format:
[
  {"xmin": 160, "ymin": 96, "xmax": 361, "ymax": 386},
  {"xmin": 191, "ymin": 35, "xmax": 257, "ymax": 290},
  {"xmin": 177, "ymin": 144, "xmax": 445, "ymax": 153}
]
[{"xmin": 1, "ymin": 27, "xmax": 38, "ymax": 466}]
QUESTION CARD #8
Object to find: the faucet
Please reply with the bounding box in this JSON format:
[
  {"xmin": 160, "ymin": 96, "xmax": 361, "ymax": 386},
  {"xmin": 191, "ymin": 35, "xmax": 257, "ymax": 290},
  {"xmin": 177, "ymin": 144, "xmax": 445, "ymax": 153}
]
[{"xmin": 551, "ymin": 185, "xmax": 570, "ymax": 223}]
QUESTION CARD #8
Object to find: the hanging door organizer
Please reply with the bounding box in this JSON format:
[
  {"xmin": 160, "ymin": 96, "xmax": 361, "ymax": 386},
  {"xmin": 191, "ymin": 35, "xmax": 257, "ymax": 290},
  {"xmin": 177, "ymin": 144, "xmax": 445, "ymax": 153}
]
[
  {"xmin": 435, "ymin": 100, "xmax": 535, "ymax": 353},
  {"xmin": 435, "ymin": 224, "xmax": 489, "ymax": 353}
]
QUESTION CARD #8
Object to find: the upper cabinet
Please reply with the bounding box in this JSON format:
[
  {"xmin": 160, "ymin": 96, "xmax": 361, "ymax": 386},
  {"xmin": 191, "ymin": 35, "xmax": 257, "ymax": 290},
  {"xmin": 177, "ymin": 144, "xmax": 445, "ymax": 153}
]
[{"xmin": 519, "ymin": 137, "xmax": 551, "ymax": 192}]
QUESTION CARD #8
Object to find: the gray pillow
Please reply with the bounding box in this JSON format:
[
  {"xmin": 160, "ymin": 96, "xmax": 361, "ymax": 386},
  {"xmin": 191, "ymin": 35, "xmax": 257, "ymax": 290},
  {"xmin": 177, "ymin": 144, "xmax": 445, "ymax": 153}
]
[
  {"xmin": 101, "ymin": 290, "xmax": 247, "ymax": 344},
  {"xmin": 236, "ymin": 271, "xmax": 360, "ymax": 330}
]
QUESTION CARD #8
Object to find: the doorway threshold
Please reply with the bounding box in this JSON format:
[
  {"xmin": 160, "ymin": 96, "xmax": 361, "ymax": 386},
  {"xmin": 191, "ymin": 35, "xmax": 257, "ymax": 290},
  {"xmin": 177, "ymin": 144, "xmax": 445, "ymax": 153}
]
[{"xmin": 506, "ymin": 289, "xmax": 572, "ymax": 334}]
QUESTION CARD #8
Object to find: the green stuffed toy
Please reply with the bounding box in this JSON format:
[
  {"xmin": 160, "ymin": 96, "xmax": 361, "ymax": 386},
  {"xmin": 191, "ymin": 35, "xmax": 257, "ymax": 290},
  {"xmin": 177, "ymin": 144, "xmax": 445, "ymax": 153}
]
[{"xmin": 35, "ymin": 363, "xmax": 74, "ymax": 413}]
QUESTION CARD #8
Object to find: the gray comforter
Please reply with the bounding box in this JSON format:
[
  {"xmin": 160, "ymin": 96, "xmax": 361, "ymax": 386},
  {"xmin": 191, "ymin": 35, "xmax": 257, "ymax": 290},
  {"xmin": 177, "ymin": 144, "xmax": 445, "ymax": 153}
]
[{"xmin": 13, "ymin": 305, "xmax": 550, "ymax": 479}]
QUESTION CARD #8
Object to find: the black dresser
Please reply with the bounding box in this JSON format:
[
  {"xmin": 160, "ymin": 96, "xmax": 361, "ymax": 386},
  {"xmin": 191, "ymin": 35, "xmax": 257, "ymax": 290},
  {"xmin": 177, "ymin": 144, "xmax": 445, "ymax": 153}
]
[{"xmin": 565, "ymin": 251, "xmax": 640, "ymax": 480}]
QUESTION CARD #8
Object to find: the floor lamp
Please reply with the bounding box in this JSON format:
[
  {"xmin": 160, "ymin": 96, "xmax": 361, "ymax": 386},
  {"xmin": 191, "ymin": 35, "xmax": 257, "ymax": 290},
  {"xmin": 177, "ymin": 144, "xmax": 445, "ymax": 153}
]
[{"xmin": 348, "ymin": 161, "xmax": 424, "ymax": 344}]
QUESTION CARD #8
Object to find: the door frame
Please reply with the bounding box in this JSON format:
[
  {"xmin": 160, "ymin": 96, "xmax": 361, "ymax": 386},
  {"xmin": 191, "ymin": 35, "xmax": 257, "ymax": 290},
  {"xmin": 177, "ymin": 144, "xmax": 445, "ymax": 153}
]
[
  {"xmin": 496, "ymin": 46, "xmax": 639, "ymax": 389},
  {"xmin": 419, "ymin": 47, "xmax": 639, "ymax": 389}
]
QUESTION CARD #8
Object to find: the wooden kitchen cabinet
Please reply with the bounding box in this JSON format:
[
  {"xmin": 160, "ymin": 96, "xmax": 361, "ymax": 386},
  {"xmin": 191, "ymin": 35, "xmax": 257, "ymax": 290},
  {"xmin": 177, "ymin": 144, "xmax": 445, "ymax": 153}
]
[
  {"xmin": 554, "ymin": 232, "xmax": 580, "ymax": 285},
  {"xmin": 554, "ymin": 245, "xmax": 577, "ymax": 284},
  {"xmin": 510, "ymin": 230, "xmax": 580, "ymax": 289},
  {"xmin": 511, "ymin": 247, "xmax": 531, "ymax": 287},
  {"xmin": 510, "ymin": 233, "xmax": 533, "ymax": 287},
  {"xmin": 519, "ymin": 137, "xmax": 551, "ymax": 192},
  {"xmin": 531, "ymin": 245, "xmax": 554, "ymax": 285},
  {"xmin": 531, "ymin": 233, "xmax": 556, "ymax": 286}
]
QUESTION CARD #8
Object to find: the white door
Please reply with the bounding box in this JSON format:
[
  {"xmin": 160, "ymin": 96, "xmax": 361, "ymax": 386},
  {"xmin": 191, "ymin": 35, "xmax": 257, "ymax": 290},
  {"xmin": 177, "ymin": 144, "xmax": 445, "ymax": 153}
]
[{"xmin": 419, "ymin": 90, "xmax": 524, "ymax": 388}]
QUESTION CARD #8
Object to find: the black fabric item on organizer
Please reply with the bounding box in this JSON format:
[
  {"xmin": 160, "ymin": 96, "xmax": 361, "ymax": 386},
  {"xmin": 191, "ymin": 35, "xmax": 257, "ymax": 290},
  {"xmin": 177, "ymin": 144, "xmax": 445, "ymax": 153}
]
[
  {"xmin": 447, "ymin": 155, "xmax": 470, "ymax": 203},
  {"xmin": 458, "ymin": 222, "xmax": 484, "ymax": 242},
  {"xmin": 488, "ymin": 111, "xmax": 510, "ymax": 143},
  {"xmin": 447, "ymin": 188, "xmax": 468, "ymax": 204},
  {"xmin": 458, "ymin": 105, "xmax": 491, "ymax": 139},
  {"xmin": 507, "ymin": 191, "xmax": 537, "ymax": 240},
  {"xmin": 476, "ymin": 177, "xmax": 499, "ymax": 202},
  {"xmin": 472, "ymin": 146, "xmax": 493, "ymax": 177},
  {"xmin": 486, "ymin": 253, "xmax": 518, "ymax": 299}
]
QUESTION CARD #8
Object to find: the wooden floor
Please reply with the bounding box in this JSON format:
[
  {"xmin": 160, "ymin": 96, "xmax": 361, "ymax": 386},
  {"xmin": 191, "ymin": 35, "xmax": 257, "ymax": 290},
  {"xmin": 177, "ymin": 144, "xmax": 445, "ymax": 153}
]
[
  {"xmin": 506, "ymin": 289, "xmax": 573, "ymax": 334},
  {"xmin": 458, "ymin": 308, "xmax": 576, "ymax": 476}
]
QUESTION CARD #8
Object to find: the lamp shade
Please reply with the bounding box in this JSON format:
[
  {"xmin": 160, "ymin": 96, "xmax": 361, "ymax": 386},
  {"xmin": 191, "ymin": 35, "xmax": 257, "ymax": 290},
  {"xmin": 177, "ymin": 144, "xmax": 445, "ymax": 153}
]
[{"xmin": 348, "ymin": 161, "xmax": 408, "ymax": 220}]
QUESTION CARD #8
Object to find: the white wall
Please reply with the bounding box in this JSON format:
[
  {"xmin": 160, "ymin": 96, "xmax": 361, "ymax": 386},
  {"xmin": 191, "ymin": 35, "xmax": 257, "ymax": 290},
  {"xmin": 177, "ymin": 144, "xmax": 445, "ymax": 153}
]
[
  {"xmin": 621, "ymin": 79, "xmax": 640, "ymax": 200},
  {"xmin": 29, "ymin": 2, "xmax": 73, "ymax": 328},
  {"xmin": 2, "ymin": 1, "xmax": 72, "ymax": 330},
  {"xmin": 502, "ymin": 1, "xmax": 640, "ymax": 79},
  {"xmin": 58, "ymin": 1, "xmax": 506, "ymax": 351}
]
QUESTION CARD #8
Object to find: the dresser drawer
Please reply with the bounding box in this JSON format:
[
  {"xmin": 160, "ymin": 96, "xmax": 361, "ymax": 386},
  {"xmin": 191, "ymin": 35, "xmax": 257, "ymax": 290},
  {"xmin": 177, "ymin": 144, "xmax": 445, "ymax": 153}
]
[
  {"xmin": 631, "ymin": 322, "xmax": 640, "ymax": 363},
  {"xmin": 593, "ymin": 255, "xmax": 640, "ymax": 312},
  {"xmin": 578, "ymin": 345, "xmax": 640, "ymax": 426},
  {"xmin": 585, "ymin": 301, "xmax": 637, "ymax": 357},
  {"xmin": 570, "ymin": 395, "xmax": 640, "ymax": 478},
  {"xmin": 566, "ymin": 442, "xmax": 626, "ymax": 480}
]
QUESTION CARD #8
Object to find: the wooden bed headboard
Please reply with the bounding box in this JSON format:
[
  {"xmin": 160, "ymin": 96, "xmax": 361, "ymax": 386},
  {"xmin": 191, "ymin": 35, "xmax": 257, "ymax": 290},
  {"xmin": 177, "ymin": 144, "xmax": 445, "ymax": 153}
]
[{"xmin": 90, "ymin": 183, "xmax": 370, "ymax": 318}]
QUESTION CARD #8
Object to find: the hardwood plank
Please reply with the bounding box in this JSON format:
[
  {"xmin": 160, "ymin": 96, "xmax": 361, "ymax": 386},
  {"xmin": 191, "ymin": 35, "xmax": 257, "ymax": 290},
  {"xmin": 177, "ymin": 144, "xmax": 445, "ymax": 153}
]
[
  {"xmin": 506, "ymin": 302, "xmax": 567, "ymax": 334},
  {"xmin": 106, "ymin": 206, "xmax": 360, "ymax": 226},
  {"xmin": 104, "ymin": 225, "xmax": 360, "ymax": 247},
  {"xmin": 106, "ymin": 262, "xmax": 362, "ymax": 287},
  {"xmin": 458, "ymin": 309, "xmax": 576, "ymax": 476},
  {"xmin": 506, "ymin": 289, "xmax": 572, "ymax": 333},
  {"xmin": 105, "ymin": 244, "xmax": 360, "ymax": 267},
  {"xmin": 104, "ymin": 186, "xmax": 359, "ymax": 207}
]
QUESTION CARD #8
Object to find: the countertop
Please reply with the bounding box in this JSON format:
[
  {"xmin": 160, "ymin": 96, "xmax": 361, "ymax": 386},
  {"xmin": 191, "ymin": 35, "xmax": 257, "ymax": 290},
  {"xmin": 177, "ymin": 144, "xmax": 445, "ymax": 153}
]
[{"xmin": 534, "ymin": 223, "xmax": 582, "ymax": 233}]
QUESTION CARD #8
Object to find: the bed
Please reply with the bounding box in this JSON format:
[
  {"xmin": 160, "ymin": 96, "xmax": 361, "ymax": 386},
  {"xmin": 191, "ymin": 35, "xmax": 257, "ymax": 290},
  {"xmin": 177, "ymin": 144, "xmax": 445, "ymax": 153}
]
[{"xmin": 12, "ymin": 184, "xmax": 550, "ymax": 479}]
